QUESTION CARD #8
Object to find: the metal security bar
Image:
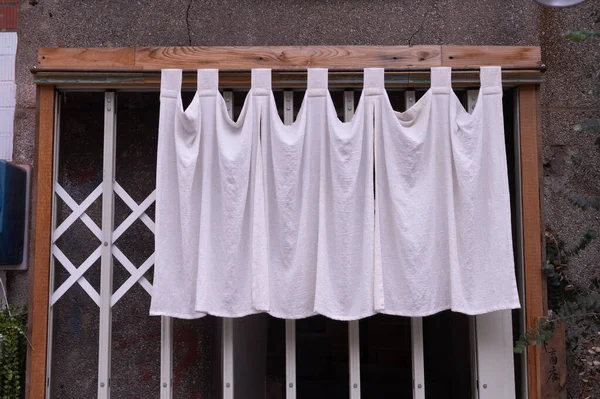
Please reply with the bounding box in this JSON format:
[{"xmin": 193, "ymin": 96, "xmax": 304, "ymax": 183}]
[
  {"xmin": 283, "ymin": 90, "xmax": 297, "ymax": 399},
  {"xmin": 405, "ymin": 90, "xmax": 427, "ymax": 399},
  {"xmin": 222, "ymin": 90, "xmax": 235, "ymax": 399},
  {"xmin": 160, "ymin": 316, "xmax": 173, "ymax": 399},
  {"xmin": 344, "ymin": 90, "xmax": 362, "ymax": 399},
  {"xmin": 467, "ymin": 90, "xmax": 480, "ymax": 399},
  {"xmin": 98, "ymin": 91, "xmax": 116, "ymax": 398}
]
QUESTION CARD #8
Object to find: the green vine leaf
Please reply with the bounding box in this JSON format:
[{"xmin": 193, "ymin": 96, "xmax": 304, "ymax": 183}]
[
  {"xmin": 0, "ymin": 306, "xmax": 28, "ymax": 399},
  {"xmin": 564, "ymin": 30, "xmax": 598, "ymax": 42}
]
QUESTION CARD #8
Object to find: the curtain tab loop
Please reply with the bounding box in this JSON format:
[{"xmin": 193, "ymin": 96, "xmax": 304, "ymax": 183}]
[
  {"xmin": 307, "ymin": 68, "xmax": 328, "ymax": 97},
  {"xmin": 364, "ymin": 68, "xmax": 384, "ymax": 89},
  {"xmin": 363, "ymin": 68, "xmax": 384, "ymax": 96},
  {"xmin": 251, "ymin": 68, "xmax": 272, "ymax": 96},
  {"xmin": 431, "ymin": 67, "xmax": 451, "ymax": 95},
  {"xmin": 160, "ymin": 69, "xmax": 182, "ymax": 99},
  {"xmin": 307, "ymin": 68, "xmax": 328, "ymax": 89},
  {"xmin": 197, "ymin": 69, "xmax": 219, "ymax": 91},
  {"xmin": 480, "ymin": 66, "xmax": 502, "ymax": 94}
]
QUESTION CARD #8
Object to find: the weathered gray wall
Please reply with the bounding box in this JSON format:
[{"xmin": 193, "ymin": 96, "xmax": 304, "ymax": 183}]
[
  {"xmin": 10, "ymin": 0, "xmax": 600, "ymax": 397},
  {"xmin": 539, "ymin": 5, "xmax": 600, "ymax": 397}
]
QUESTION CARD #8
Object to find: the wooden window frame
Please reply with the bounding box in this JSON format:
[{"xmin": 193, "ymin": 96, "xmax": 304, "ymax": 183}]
[{"xmin": 27, "ymin": 45, "xmax": 544, "ymax": 399}]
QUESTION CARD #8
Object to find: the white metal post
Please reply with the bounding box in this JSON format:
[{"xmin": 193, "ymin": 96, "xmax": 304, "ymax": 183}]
[
  {"xmin": 222, "ymin": 317, "xmax": 234, "ymax": 399},
  {"xmin": 348, "ymin": 320, "xmax": 361, "ymax": 398},
  {"xmin": 285, "ymin": 320, "xmax": 296, "ymax": 398},
  {"xmin": 466, "ymin": 88, "xmax": 516, "ymax": 399},
  {"xmin": 45, "ymin": 90, "xmax": 61, "ymax": 398},
  {"xmin": 467, "ymin": 89, "xmax": 479, "ymax": 114},
  {"xmin": 405, "ymin": 91, "xmax": 426, "ymax": 399},
  {"xmin": 476, "ymin": 311, "xmax": 516, "ymax": 399},
  {"xmin": 283, "ymin": 90, "xmax": 297, "ymax": 399},
  {"xmin": 98, "ymin": 91, "xmax": 117, "ymax": 399},
  {"xmin": 469, "ymin": 316, "xmax": 479, "ymax": 399},
  {"xmin": 411, "ymin": 317, "xmax": 426, "ymax": 399},
  {"xmin": 344, "ymin": 90, "xmax": 361, "ymax": 399},
  {"xmin": 466, "ymin": 89, "xmax": 480, "ymax": 399},
  {"xmin": 222, "ymin": 90, "xmax": 235, "ymax": 399},
  {"xmin": 160, "ymin": 316, "xmax": 173, "ymax": 399}
]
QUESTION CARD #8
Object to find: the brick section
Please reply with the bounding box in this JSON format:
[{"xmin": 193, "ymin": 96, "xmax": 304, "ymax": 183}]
[{"xmin": 0, "ymin": 6, "xmax": 18, "ymax": 29}]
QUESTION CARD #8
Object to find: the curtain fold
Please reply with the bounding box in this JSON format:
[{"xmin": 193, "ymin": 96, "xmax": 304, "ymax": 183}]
[{"xmin": 150, "ymin": 66, "xmax": 520, "ymax": 320}]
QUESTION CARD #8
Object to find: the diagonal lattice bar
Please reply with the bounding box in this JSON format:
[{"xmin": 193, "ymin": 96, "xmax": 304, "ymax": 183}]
[
  {"xmin": 54, "ymin": 183, "xmax": 102, "ymax": 242},
  {"xmin": 51, "ymin": 245, "xmax": 101, "ymax": 306},
  {"xmin": 110, "ymin": 182, "xmax": 156, "ymax": 306},
  {"xmin": 111, "ymin": 251, "xmax": 155, "ymax": 307},
  {"xmin": 113, "ymin": 183, "xmax": 156, "ymax": 240}
]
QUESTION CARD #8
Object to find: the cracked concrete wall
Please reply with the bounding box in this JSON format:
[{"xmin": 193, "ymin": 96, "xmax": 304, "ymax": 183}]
[{"xmin": 9, "ymin": 0, "xmax": 600, "ymax": 398}]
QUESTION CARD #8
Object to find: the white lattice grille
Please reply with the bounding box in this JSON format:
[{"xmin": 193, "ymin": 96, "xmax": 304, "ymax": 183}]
[
  {"xmin": 51, "ymin": 183, "xmax": 102, "ymax": 307},
  {"xmin": 110, "ymin": 182, "xmax": 156, "ymax": 307}
]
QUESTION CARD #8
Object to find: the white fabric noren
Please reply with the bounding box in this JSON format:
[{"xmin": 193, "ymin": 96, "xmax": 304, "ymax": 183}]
[{"xmin": 150, "ymin": 66, "xmax": 520, "ymax": 320}]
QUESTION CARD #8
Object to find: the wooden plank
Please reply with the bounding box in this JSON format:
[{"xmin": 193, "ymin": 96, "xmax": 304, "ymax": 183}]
[
  {"xmin": 519, "ymin": 85, "xmax": 544, "ymax": 399},
  {"xmin": 442, "ymin": 46, "xmax": 542, "ymax": 67},
  {"xmin": 26, "ymin": 85, "xmax": 55, "ymax": 399},
  {"xmin": 134, "ymin": 46, "xmax": 442, "ymax": 70},
  {"xmin": 35, "ymin": 46, "xmax": 544, "ymax": 71},
  {"xmin": 38, "ymin": 48, "xmax": 136, "ymax": 69},
  {"xmin": 538, "ymin": 319, "xmax": 566, "ymax": 399}
]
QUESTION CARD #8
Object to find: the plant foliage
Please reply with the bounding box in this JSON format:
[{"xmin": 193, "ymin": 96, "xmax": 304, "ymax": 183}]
[
  {"xmin": 564, "ymin": 30, "xmax": 598, "ymax": 42},
  {"xmin": 0, "ymin": 307, "xmax": 27, "ymax": 399}
]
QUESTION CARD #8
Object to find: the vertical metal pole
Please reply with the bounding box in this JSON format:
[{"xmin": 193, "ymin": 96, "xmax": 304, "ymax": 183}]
[
  {"xmin": 98, "ymin": 91, "xmax": 116, "ymax": 399},
  {"xmin": 344, "ymin": 90, "xmax": 361, "ymax": 399},
  {"xmin": 348, "ymin": 320, "xmax": 361, "ymax": 399},
  {"xmin": 411, "ymin": 318, "xmax": 426, "ymax": 399},
  {"xmin": 467, "ymin": 89, "xmax": 479, "ymax": 114},
  {"xmin": 222, "ymin": 90, "xmax": 234, "ymax": 399},
  {"xmin": 222, "ymin": 318, "xmax": 234, "ymax": 399},
  {"xmin": 476, "ymin": 311, "xmax": 516, "ymax": 399},
  {"xmin": 468, "ymin": 87, "xmax": 516, "ymax": 399},
  {"xmin": 469, "ymin": 316, "xmax": 479, "ymax": 399},
  {"xmin": 466, "ymin": 89, "xmax": 480, "ymax": 399},
  {"xmin": 160, "ymin": 316, "xmax": 173, "ymax": 399},
  {"xmin": 405, "ymin": 91, "xmax": 426, "ymax": 399},
  {"xmin": 45, "ymin": 91, "xmax": 61, "ymax": 399},
  {"xmin": 285, "ymin": 320, "xmax": 296, "ymax": 398},
  {"xmin": 283, "ymin": 90, "xmax": 297, "ymax": 399},
  {"xmin": 344, "ymin": 90, "xmax": 355, "ymax": 123},
  {"xmin": 283, "ymin": 90, "xmax": 294, "ymax": 125},
  {"xmin": 158, "ymin": 79, "xmax": 176, "ymax": 398}
]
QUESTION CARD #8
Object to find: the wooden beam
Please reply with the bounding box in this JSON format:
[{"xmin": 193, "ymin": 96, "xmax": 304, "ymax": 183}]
[
  {"xmin": 36, "ymin": 46, "xmax": 542, "ymax": 71},
  {"xmin": 26, "ymin": 85, "xmax": 55, "ymax": 399},
  {"xmin": 38, "ymin": 48, "xmax": 136, "ymax": 69},
  {"xmin": 442, "ymin": 46, "xmax": 542, "ymax": 67},
  {"xmin": 519, "ymin": 85, "xmax": 544, "ymax": 399},
  {"xmin": 134, "ymin": 46, "xmax": 442, "ymax": 69}
]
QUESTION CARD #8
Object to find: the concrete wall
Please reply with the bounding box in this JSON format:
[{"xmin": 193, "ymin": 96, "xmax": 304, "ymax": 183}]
[{"xmin": 8, "ymin": 0, "xmax": 600, "ymax": 397}]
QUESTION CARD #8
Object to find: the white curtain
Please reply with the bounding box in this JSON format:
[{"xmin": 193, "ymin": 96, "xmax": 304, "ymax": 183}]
[{"xmin": 150, "ymin": 67, "xmax": 520, "ymax": 320}]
